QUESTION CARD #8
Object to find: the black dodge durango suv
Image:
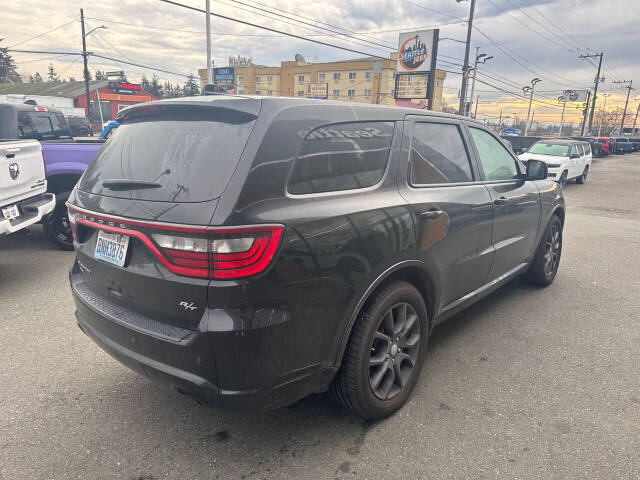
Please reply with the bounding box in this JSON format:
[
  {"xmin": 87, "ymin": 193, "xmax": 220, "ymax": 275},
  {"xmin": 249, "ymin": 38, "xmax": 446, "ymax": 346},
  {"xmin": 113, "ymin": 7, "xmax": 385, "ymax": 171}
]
[{"xmin": 68, "ymin": 96, "xmax": 564, "ymax": 419}]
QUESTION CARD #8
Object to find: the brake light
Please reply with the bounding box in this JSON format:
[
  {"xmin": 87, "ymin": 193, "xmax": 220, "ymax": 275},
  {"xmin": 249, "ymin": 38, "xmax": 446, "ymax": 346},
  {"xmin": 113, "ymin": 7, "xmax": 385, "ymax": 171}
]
[{"xmin": 67, "ymin": 204, "xmax": 283, "ymax": 279}]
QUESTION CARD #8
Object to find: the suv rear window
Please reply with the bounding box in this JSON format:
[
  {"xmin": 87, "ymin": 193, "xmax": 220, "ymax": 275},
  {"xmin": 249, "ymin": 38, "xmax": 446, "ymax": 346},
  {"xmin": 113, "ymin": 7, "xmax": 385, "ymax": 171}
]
[
  {"xmin": 79, "ymin": 105, "xmax": 256, "ymax": 202},
  {"xmin": 287, "ymin": 122, "xmax": 394, "ymax": 195}
]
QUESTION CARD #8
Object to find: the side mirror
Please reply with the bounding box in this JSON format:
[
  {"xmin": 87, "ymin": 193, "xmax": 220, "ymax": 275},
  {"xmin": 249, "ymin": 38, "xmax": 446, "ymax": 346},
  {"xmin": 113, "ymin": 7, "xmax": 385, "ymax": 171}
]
[
  {"xmin": 570, "ymin": 153, "xmax": 580, "ymax": 159},
  {"xmin": 526, "ymin": 159, "xmax": 548, "ymax": 181}
]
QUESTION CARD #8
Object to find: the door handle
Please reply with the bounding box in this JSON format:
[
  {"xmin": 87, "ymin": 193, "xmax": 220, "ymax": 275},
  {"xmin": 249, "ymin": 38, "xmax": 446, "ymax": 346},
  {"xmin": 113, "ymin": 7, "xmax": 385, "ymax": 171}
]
[
  {"xmin": 419, "ymin": 209, "xmax": 444, "ymax": 220},
  {"xmin": 493, "ymin": 196, "xmax": 508, "ymax": 206}
]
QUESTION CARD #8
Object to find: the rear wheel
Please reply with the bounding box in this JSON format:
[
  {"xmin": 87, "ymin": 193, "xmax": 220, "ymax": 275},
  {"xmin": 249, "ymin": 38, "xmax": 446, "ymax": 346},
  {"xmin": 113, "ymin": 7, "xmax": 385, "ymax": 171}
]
[
  {"xmin": 576, "ymin": 165, "xmax": 589, "ymax": 184},
  {"xmin": 42, "ymin": 191, "xmax": 74, "ymax": 251},
  {"xmin": 329, "ymin": 281, "xmax": 428, "ymax": 419},
  {"xmin": 76, "ymin": 127, "xmax": 90, "ymax": 137},
  {"xmin": 522, "ymin": 215, "xmax": 562, "ymax": 286}
]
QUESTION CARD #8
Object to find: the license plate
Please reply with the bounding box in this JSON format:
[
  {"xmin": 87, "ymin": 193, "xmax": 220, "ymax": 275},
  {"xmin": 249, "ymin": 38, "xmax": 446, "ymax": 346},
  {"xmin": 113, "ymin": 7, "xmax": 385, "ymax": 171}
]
[
  {"xmin": 95, "ymin": 230, "xmax": 130, "ymax": 267},
  {"xmin": 2, "ymin": 204, "xmax": 20, "ymax": 220}
]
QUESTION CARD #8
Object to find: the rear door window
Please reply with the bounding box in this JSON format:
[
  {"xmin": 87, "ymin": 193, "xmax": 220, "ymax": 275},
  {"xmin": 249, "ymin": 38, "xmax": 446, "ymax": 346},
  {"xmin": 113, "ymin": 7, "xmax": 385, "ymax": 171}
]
[
  {"xmin": 409, "ymin": 122, "xmax": 473, "ymax": 185},
  {"xmin": 584, "ymin": 143, "xmax": 591, "ymax": 155},
  {"xmin": 469, "ymin": 127, "xmax": 519, "ymax": 181},
  {"xmin": 78, "ymin": 105, "xmax": 257, "ymax": 202},
  {"xmin": 287, "ymin": 121, "xmax": 394, "ymax": 195}
]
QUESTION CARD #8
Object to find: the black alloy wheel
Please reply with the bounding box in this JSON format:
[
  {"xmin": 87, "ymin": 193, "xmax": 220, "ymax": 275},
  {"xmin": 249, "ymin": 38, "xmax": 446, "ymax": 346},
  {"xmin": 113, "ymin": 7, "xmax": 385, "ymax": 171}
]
[
  {"xmin": 369, "ymin": 302, "xmax": 421, "ymax": 401},
  {"xmin": 543, "ymin": 222, "xmax": 561, "ymax": 279},
  {"xmin": 43, "ymin": 192, "xmax": 74, "ymax": 250},
  {"xmin": 559, "ymin": 171, "xmax": 568, "ymax": 189},
  {"xmin": 576, "ymin": 166, "xmax": 589, "ymax": 184}
]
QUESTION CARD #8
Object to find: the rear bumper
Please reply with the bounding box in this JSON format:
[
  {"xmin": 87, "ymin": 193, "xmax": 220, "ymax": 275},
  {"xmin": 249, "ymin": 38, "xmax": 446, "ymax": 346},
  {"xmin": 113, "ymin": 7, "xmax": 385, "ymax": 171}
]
[
  {"xmin": 0, "ymin": 193, "xmax": 55, "ymax": 235},
  {"xmin": 70, "ymin": 265, "xmax": 335, "ymax": 411}
]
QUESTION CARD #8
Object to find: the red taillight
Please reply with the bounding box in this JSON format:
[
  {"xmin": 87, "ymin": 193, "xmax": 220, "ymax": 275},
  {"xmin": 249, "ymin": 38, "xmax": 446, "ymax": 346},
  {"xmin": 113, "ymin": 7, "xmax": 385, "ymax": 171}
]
[{"xmin": 67, "ymin": 205, "xmax": 283, "ymax": 280}]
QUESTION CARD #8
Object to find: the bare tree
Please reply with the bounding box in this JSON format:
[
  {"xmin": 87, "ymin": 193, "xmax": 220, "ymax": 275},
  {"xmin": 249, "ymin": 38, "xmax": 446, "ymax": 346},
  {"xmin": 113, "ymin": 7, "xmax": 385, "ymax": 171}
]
[
  {"xmin": 594, "ymin": 108, "xmax": 623, "ymax": 136},
  {"xmin": 228, "ymin": 55, "xmax": 253, "ymax": 67}
]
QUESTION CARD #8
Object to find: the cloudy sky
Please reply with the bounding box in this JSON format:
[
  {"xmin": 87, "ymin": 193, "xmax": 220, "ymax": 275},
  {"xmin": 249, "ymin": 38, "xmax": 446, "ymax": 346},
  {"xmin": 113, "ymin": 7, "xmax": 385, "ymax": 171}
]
[{"xmin": 3, "ymin": 0, "xmax": 639, "ymax": 125}]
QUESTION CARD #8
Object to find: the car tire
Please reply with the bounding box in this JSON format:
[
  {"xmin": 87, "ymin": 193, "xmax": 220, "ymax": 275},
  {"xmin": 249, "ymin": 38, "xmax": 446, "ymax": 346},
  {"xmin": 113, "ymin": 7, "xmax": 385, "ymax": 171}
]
[
  {"xmin": 521, "ymin": 215, "xmax": 562, "ymax": 287},
  {"xmin": 559, "ymin": 171, "xmax": 568, "ymax": 189},
  {"xmin": 329, "ymin": 280, "xmax": 429, "ymax": 419},
  {"xmin": 576, "ymin": 165, "xmax": 589, "ymax": 184},
  {"xmin": 76, "ymin": 127, "xmax": 90, "ymax": 137},
  {"xmin": 43, "ymin": 191, "xmax": 74, "ymax": 251}
]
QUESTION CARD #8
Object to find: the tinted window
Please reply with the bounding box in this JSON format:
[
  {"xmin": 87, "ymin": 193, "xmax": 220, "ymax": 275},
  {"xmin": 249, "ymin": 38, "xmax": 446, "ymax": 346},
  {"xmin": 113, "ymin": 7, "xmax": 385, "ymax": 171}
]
[
  {"xmin": 287, "ymin": 122, "xmax": 394, "ymax": 195},
  {"xmin": 469, "ymin": 127, "xmax": 519, "ymax": 181},
  {"xmin": 79, "ymin": 105, "xmax": 256, "ymax": 202},
  {"xmin": 583, "ymin": 143, "xmax": 591, "ymax": 155},
  {"xmin": 409, "ymin": 122, "xmax": 473, "ymax": 185}
]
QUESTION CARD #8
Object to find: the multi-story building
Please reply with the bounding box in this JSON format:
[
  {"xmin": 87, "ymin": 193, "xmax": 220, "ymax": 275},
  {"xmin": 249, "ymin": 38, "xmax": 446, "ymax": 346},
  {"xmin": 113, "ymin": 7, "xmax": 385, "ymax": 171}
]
[{"xmin": 198, "ymin": 56, "xmax": 447, "ymax": 110}]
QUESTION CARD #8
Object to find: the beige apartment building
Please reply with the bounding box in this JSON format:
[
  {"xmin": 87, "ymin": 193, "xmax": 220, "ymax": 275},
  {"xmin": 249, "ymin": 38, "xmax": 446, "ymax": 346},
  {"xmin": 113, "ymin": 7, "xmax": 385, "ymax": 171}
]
[{"xmin": 199, "ymin": 56, "xmax": 447, "ymax": 110}]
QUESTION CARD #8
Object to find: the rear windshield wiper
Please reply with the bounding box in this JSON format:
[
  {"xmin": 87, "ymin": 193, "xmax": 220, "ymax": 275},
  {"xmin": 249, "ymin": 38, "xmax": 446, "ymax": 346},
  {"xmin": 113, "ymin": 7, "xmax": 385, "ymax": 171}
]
[{"xmin": 102, "ymin": 179, "xmax": 162, "ymax": 190}]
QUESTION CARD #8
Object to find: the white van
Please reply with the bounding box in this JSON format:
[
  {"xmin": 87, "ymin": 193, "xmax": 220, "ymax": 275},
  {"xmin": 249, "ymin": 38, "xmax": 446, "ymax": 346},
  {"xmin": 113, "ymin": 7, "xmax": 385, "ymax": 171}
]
[{"xmin": 519, "ymin": 140, "xmax": 592, "ymax": 187}]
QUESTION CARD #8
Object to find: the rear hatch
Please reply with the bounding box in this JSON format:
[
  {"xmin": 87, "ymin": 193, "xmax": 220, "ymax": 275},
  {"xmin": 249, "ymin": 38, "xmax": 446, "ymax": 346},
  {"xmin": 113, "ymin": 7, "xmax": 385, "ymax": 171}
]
[
  {"xmin": 70, "ymin": 99, "xmax": 261, "ymax": 330},
  {"xmin": 0, "ymin": 140, "xmax": 46, "ymax": 206}
]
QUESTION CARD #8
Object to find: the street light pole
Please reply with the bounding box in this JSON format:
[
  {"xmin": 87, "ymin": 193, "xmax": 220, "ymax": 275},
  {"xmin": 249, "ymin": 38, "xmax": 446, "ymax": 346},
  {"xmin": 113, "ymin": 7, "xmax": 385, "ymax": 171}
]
[
  {"xmin": 558, "ymin": 92, "xmax": 568, "ymax": 137},
  {"xmin": 614, "ymin": 80, "xmax": 634, "ymax": 134},
  {"xmin": 468, "ymin": 50, "xmax": 492, "ymax": 118},
  {"xmin": 632, "ymin": 101, "xmax": 640, "ymax": 136},
  {"xmin": 80, "ymin": 9, "xmax": 91, "ymax": 121},
  {"xmin": 458, "ymin": 0, "xmax": 476, "ymax": 116},
  {"xmin": 579, "ymin": 52, "xmax": 603, "ymax": 135},
  {"xmin": 524, "ymin": 78, "xmax": 541, "ymax": 136},
  {"xmin": 205, "ymin": 0, "xmax": 213, "ymax": 85}
]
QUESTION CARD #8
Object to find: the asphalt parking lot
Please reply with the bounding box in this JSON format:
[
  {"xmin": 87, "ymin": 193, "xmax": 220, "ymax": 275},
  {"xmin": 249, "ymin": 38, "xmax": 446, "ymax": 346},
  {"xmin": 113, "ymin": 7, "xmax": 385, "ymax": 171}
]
[{"xmin": 2, "ymin": 152, "xmax": 640, "ymax": 480}]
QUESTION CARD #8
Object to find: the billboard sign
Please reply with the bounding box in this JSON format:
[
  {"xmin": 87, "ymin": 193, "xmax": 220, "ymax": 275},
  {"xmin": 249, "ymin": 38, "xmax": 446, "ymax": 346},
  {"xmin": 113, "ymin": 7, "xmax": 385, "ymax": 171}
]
[
  {"xmin": 213, "ymin": 67, "xmax": 235, "ymax": 90},
  {"xmin": 306, "ymin": 83, "xmax": 328, "ymax": 99},
  {"xmin": 397, "ymin": 29, "xmax": 437, "ymax": 73},
  {"xmin": 110, "ymin": 81, "xmax": 142, "ymax": 95},
  {"xmin": 564, "ymin": 90, "xmax": 589, "ymax": 102}
]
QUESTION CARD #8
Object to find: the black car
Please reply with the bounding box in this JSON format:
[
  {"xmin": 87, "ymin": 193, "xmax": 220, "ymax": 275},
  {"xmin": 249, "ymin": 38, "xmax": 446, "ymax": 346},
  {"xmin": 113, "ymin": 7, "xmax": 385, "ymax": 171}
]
[
  {"xmin": 570, "ymin": 137, "xmax": 604, "ymax": 157},
  {"xmin": 9, "ymin": 103, "xmax": 72, "ymax": 140},
  {"xmin": 65, "ymin": 115, "xmax": 93, "ymax": 137},
  {"xmin": 67, "ymin": 96, "xmax": 565, "ymax": 419}
]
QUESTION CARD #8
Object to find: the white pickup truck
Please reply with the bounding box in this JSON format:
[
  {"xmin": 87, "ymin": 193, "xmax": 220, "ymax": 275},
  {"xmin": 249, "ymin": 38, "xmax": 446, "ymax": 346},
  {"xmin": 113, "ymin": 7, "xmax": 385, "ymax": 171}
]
[{"xmin": 1, "ymin": 139, "xmax": 56, "ymax": 235}]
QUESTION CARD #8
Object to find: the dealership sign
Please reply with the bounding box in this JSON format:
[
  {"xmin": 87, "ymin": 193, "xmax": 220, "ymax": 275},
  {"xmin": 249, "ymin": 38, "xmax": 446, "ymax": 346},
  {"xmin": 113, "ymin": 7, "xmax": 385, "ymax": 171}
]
[
  {"xmin": 214, "ymin": 67, "xmax": 235, "ymax": 90},
  {"xmin": 397, "ymin": 29, "xmax": 437, "ymax": 73},
  {"xmin": 109, "ymin": 81, "xmax": 142, "ymax": 95},
  {"xmin": 563, "ymin": 90, "xmax": 589, "ymax": 102}
]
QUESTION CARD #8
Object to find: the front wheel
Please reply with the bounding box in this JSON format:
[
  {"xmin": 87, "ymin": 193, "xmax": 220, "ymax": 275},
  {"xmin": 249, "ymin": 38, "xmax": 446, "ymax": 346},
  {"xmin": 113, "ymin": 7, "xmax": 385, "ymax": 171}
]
[
  {"xmin": 558, "ymin": 171, "xmax": 568, "ymax": 189},
  {"xmin": 42, "ymin": 191, "xmax": 74, "ymax": 251},
  {"xmin": 576, "ymin": 165, "xmax": 589, "ymax": 184},
  {"xmin": 329, "ymin": 281, "xmax": 429, "ymax": 419},
  {"xmin": 522, "ymin": 215, "xmax": 562, "ymax": 286}
]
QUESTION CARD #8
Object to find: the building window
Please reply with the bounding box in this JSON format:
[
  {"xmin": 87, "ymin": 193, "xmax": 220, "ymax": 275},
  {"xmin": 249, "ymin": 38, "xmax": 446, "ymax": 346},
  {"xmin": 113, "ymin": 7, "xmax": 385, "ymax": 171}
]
[
  {"xmin": 298, "ymin": 75, "xmax": 305, "ymax": 83},
  {"xmin": 365, "ymin": 71, "xmax": 372, "ymax": 81},
  {"xmin": 348, "ymin": 89, "xmax": 355, "ymax": 97},
  {"xmin": 237, "ymin": 74, "xmax": 244, "ymax": 82},
  {"xmin": 238, "ymin": 89, "xmax": 245, "ymax": 94},
  {"xmin": 349, "ymin": 72, "xmax": 356, "ymax": 80},
  {"xmin": 256, "ymin": 76, "xmax": 261, "ymax": 83},
  {"xmin": 297, "ymin": 90, "xmax": 305, "ymax": 97},
  {"xmin": 333, "ymin": 72, "xmax": 341, "ymax": 81},
  {"xmin": 267, "ymin": 75, "xmax": 273, "ymax": 82},
  {"xmin": 364, "ymin": 89, "xmax": 372, "ymax": 97},
  {"xmin": 318, "ymin": 73, "xmax": 326, "ymax": 81},
  {"xmin": 437, "ymin": 79, "xmax": 442, "ymax": 87},
  {"xmin": 333, "ymin": 89, "xmax": 340, "ymax": 96},
  {"xmin": 414, "ymin": 88, "xmax": 422, "ymax": 94},
  {"xmin": 267, "ymin": 90, "xmax": 274, "ymax": 96},
  {"xmin": 407, "ymin": 76, "xmax": 412, "ymax": 84},
  {"xmin": 256, "ymin": 90, "xmax": 262, "ymax": 95}
]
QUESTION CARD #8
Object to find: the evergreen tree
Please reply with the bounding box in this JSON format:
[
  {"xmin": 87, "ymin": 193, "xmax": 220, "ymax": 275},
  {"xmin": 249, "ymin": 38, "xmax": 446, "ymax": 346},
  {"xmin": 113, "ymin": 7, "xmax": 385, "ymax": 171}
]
[
  {"xmin": 47, "ymin": 63, "xmax": 59, "ymax": 82},
  {"xmin": 182, "ymin": 74, "xmax": 199, "ymax": 97},
  {"xmin": 0, "ymin": 40, "xmax": 22, "ymax": 83},
  {"xmin": 94, "ymin": 70, "xmax": 105, "ymax": 80},
  {"xmin": 147, "ymin": 74, "xmax": 163, "ymax": 98},
  {"xmin": 32, "ymin": 72, "xmax": 43, "ymax": 82}
]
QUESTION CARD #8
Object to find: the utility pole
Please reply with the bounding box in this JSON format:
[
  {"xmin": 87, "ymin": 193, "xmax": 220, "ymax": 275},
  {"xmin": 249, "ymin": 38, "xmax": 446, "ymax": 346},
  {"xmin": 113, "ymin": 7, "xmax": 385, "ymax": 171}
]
[
  {"xmin": 614, "ymin": 80, "xmax": 634, "ymax": 134},
  {"xmin": 458, "ymin": 0, "xmax": 476, "ymax": 116},
  {"xmin": 597, "ymin": 93, "xmax": 611, "ymax": 137},
  {"xmin": 524, "ymin": 78, "xmax": 541, "ymax": 136},
  {"xmin": 632, "ymin": 102, "xmax": 640, "ymax": 136},
  {"xmin": 579, "ymin": 52, "xmax": 603, "ymax": 134},
  {"xmin": 205, "ymin": 0, "xmax": 213, "ymax": 84},
  {"xmin": 473, "ymin": 94, "xmax": 479, "ymax": 118},
  {"xmin": 580, "ymin": 90, "xmax": 591, "ymax": 136},
  {"xmin": 530, "ymin": 110, "xmax": 535, "ymax": 134},
  {"xmin": 80, "ymin": 9, "xmax": 91, "ymax": 122}
]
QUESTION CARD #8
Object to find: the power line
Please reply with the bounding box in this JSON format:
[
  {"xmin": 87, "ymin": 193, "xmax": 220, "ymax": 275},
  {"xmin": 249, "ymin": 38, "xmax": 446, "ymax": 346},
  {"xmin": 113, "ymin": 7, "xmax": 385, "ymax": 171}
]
[
  {"xmin": 518, "ymin": 0, "xmax": 590, "ymax": 52},
  {"xmin": 229, "ymin": 0, "xmax": 395, "ymax": 49},
  {"xmin": 400, "ymin": 0, "xmax": 467, "ymax": 21},
  {"xmin": 7, "ymin": 17, "xmax": 78, "ymax": 48},
  {"xmin": 214, "ymin": 0, "xmax": 392, "ymax": 54},
  {"xmin": 91, "ymin": 53, "xmax": 193, "ymax": 78},
  {"xmin": 157, "ymin": 0, "xmax": 388, "ymax": 60}
]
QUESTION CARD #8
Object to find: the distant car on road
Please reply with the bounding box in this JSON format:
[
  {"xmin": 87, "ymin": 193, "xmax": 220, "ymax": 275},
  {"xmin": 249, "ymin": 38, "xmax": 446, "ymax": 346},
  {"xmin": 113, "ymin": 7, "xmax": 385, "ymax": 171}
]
[
  {"xmin": 615, "ymin": 137, "xmax": 633, "ymax": 154},
  {"xmin": 67, "ymin": 96, "xmax": 565, "ymax": 419},
  {"xmin": 12, "ymin": 103, "xmax": 72, "ymax": 140},
  {"xmin": 519, "ymin": 139, "xmax": 592, "ymax": 187},
  {"xmin": 500, "ymin": 135, "xmax": 541, "ymax": 155},
  {"xmin": 66, "ymin": 115, "xmax": 93, "ymax": 137},
  {"xmin": 596, "ymin": 137, "xmax": 611, "ymax": 156}
]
